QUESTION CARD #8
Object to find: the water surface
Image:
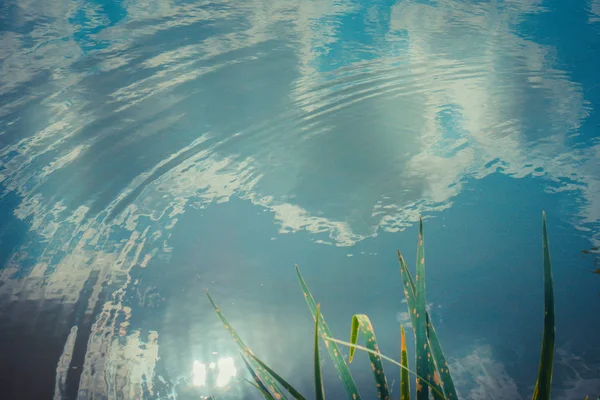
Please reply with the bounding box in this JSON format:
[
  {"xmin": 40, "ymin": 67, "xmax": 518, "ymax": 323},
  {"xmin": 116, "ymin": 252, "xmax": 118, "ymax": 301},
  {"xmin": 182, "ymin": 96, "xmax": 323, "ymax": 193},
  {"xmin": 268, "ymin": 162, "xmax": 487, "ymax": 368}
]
[{"xmin": 1, "ymin": 0, "xmax": 600, "ymax": 399}]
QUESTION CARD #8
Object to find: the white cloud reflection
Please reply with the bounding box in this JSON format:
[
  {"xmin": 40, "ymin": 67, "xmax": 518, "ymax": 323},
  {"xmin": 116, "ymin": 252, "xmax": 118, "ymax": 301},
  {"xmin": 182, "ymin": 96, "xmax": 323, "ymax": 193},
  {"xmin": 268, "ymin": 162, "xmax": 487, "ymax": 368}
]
[
  {"xmin": 449, "ymin": 343, "xmax": 600, "ymax": 399},
  {"xmin": 450, "ymin": 344, "xmax": 523, "ymax": 400}
]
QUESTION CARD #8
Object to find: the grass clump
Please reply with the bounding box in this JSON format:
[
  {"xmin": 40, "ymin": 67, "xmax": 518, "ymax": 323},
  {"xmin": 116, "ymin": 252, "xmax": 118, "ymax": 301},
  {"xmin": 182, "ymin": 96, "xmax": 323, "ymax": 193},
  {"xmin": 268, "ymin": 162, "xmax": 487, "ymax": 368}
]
[{"xmin": 204, "ymin": 212, "xmax": 590, "ymax": 399}]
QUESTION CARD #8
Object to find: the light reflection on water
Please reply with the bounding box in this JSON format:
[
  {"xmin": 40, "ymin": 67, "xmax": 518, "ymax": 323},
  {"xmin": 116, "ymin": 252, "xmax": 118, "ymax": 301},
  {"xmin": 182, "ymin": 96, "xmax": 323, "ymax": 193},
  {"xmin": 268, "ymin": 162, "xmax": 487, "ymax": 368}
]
[{"xmin": 0, "ymin": 0, "xmax": 599, "ymax": 399}]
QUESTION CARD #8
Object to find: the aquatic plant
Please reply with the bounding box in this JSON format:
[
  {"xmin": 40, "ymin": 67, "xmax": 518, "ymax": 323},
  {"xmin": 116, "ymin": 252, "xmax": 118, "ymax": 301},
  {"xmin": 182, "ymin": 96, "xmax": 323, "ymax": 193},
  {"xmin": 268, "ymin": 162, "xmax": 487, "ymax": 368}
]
[
  {"xmin": 396, "ymin": 217, "xmax": 457, "ymax": 399},
  {"xmin": 532, "ymin": 211, "xmax": 555, "ymax": 400},
  {"xmin": 204, "ymin": 212, "xmax": 579, "ymax": 399}
]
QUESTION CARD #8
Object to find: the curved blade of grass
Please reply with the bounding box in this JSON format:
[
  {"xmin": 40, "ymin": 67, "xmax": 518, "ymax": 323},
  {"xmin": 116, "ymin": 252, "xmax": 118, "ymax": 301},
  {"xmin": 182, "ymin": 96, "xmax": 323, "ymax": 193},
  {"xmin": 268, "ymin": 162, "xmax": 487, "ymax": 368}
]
[
  {"xmin": 398, "ymin": 252, "xmax": 457, "ymax": 399},
  {"xmin": 401, "ymin": 325, "xmax": 410, "ymax": 400},
  {"xmin": 245, "ymin": 378, "xmax": 277, "ymax": 400},
  {"xmin": 205, "ymin": 290, "xmax": 288, "ymax": 400},
  {"xmin": 324, "ymin": 336, "xmax": 448, "ymax": 399},
  {"xmin": 246, "ymin": 351, "xmax": 308, "ymax": 400},
  {"xmin": 532, "ymin": 211, "xmax": 555, "ymax": 400},
  {"xmin": 415, "ymin": 217, "xmax": 430, "ymax": 400},
  {"xmin": 315, "ymin": 304, "xmax": 325, "ymax": 400},
  {"xmin": 295, "ymin": 265, "xmax": 361, "ymax": 400},
  {"xmin": 349, "ymin": 314, "xmax": 390, "ymax": 400},
  {"xmin": 241, "ymin": 354, "xmax": 274, "ymax": 399}
]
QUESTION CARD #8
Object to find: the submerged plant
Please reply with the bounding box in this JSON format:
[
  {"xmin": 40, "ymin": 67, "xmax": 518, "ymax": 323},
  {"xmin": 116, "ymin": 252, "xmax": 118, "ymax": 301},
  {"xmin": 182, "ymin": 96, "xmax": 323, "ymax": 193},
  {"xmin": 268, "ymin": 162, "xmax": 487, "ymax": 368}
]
[{"xmin": 203, "ymin": 212, "xmax": 579, "ymax": 399}]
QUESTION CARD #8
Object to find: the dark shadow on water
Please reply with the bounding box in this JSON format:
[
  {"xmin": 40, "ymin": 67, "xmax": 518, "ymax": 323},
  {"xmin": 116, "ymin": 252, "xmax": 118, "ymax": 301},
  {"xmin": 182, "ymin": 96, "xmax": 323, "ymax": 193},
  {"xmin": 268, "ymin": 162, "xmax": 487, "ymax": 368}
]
[{"xmin": 0, "ymin": 299, "xmax": 75, "ymax": 399}]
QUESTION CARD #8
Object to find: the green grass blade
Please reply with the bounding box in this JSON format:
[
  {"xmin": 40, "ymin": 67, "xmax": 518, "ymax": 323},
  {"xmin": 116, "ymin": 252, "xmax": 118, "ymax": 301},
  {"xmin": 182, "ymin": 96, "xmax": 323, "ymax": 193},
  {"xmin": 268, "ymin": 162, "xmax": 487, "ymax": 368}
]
[
  {"xmin": 348, "ymin": 314, "xmax": 390, "ymax": 400},
  {"xmin": 295, "ymin": 265, "xmax": 362, "ymax": 400},
  {"xmin": 532, "ymin": 211, "xmax": 555, "ymax": 400},
  {"xmin": 415, "ymin": 217, "xmax": 430, "ymax": 400},
  {"xmin": 315, "ymin": 304, "xmax": 325, "ymax": 400},
  {"xmin": 241, "ymin": 354, "xmax": 274, "ymax": 399},
  {"xmin": 401, "ymin": 325, "xmax": 410, "ymax": 400},
  {"xmin": 244, "ymin": 378, "xmax": 277, "ymax": 400},
  {"xmin": 427, "ymin": 318, "xmax": 455, "ymax": 399},
  {"xmin": 204, "ymin": 290, "xmax": 288, "ymax": 400},
  {"xmin": 425, "ymin": 314, "xmax": 445, "ymax": 400},
  {"xmin": 247, "ymin": 351, "xmax": 308, "ymax": 400},
  {"xmin": 323, "ymin": 336, "xmax": 448, "ymax": 399},
  {"xmin": 350, "ymin": 316, "xmax": 359, "ymax": 362},
  {"xmin": 398, "ymin": 251, "xmax": 457, "ymax": 399}
]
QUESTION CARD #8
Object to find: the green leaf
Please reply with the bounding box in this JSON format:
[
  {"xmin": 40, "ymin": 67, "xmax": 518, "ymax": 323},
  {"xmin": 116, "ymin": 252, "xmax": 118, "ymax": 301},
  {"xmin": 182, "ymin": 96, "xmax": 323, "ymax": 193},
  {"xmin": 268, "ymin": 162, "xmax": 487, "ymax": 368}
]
[
  {"xmin": 241, "ymin": 354, "xmax": 274, "ymax": 399},
  {"xmin": 244, "ymin": 378, "xmax": 277, "ymax": 400},
  {"xmin": 398, "ymin": 251, "xmax": 457, "ymax": 399},
  {"xmin": 532, "ymin": 211, "xmax": 556, "ymax": 400},
  {"xmin": 205, "ymin": 290, "xmax": 288, "ymax": 400},
  {"xmin": 426, "ymin": 317, "xmax": 456, "ymax": 399},
  {"xmin": 246, "ymin": 352, "xmax": 308, "ymax": 400},
  {"xmin": 315, "ymin": 304, "xmax": 325, "ymax": 400},
  {"xmin": 426, "ymin": 314, "xmax": 446, "ymax": 400},
  {"xmin": 349, "ymin": 314, "xmax": 390, "ymax": 400},
  {"xmin": 401, "ymin": 325, "xmax": 410, "ymax": 400},
  {"xmin": 414, "ymin": 217, "xmax": 430, "ymax": 400},
  {"xmin": 295, "ymin": 265, "xmax": 362, "ymax": 400},
  {"xmin": 323, "ymin": 336, "xmax": 447, "ymax": 399}
]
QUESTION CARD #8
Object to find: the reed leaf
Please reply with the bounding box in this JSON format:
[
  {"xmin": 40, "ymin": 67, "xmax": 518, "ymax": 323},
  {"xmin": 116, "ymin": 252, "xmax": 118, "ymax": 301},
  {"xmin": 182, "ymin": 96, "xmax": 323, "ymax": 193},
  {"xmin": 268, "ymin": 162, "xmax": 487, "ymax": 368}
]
[
  {"xmin": 398, "ymin": 251, "xmax": 457, "ymax": 399},
  {"xmin": 401, "ymin": 325, "xmax": 410, "ymax": 400},
  {"xmin": 348, "ymin": 314, "xmax": 390, "ymax": 400},
  {"xmin": 295, "ymin": 265, "xmax": 362, "ymax": 400},
  {"xmin": 415, "ymin": 217, "xmax": 430, "ymax": 400},
  {"xmin": 315, "ymin": 304, "xmax": 325, "ymax": 400},
  {"xmin": 244, "ymin": 378, "xmax": 277, "ymax": 400},
  {"xmin": 241, "ymin": 353, "xmax": 275, "ymax": 399},
  {"xmin": 323, "ymin": 336, "xmax": 447, "ymax": 399},
  {"xmin": 246, "ymin": 352, "xmax": 307, "ymax": 400},
  {"xmin": 205, "ymin": 290, "xmax": 288, "ymax": 400},
  {"xmin": 532, "ymin": 211, "xmax": 555, "ymax": 400}
]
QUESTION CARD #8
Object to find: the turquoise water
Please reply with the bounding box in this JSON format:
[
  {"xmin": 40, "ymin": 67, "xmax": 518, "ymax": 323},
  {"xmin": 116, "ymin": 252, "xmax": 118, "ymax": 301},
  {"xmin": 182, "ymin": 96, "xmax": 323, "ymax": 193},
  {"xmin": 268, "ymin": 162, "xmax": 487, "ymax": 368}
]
[{"xmin": 1, "ymin": 0, "xmax": 599, "ymax": 398}]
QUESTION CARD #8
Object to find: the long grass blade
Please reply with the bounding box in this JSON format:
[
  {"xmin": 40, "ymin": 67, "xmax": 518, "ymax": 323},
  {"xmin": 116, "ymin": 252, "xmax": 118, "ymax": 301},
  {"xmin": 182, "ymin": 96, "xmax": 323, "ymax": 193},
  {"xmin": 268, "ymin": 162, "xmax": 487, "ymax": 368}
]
[
  {"xmin": 295, "ymin": 265, "xmax": 362, "ymax": 400},
  {"xmin": 398, "ymin": 251, "xmax": 457, "ymax": 399},
  {"xmin": 315, "ymin": 304, "xmax": 325, "ymax": 400},
  {"xmin": 348, "ymin": 314, "xmax": 390, "ymax": 400},
  {"xmin": 205, "ymin": 290, "xmax": 288, "ymax": 400},
  {"xmin": 244, "ymin": 378, "xmax": 277, "ymax": 400},
  {"xmin": 427, "ymin": 317, "xmax": 455, "ymax": 398},
  {"xmin": 246, "ymin": 352, "xmax": 308, "ymax": 400},
  {"xmin": 532, "ymin": 211, "xmax": 555, "ymax": 400},
  {"xmin": 241, "ymin": 353, "xmax": 274, "ymax": 399},
  {"xmin": 415, "ymin": 217, "xmax": 430, "ymax": 400},
  {"xmin": 324, "ymin": 336, "xmax": 447, "ymax": 399},
  {"xmin": 401, "ymin": 325, "xmax": 410, "ymax": 400},
  {"xmin": 426, "ymin": 314, "xmax": 445, "ymax": 400}
]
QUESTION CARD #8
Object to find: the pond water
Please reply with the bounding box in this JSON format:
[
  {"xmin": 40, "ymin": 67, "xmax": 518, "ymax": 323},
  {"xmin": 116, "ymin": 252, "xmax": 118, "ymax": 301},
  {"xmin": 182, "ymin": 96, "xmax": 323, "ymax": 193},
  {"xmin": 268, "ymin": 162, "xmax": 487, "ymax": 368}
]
[{"xmin": 1, "ymin": 0, "xmax": 600, "ymax": 399}]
